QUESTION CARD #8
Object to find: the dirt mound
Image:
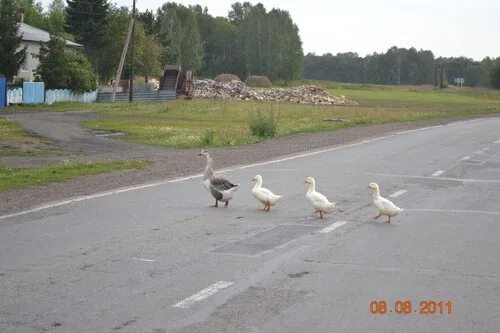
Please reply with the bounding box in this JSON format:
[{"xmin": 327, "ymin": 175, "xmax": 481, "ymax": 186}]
[
  {"xmin": 193, "ymin": 80, "xmax": 358, "ymax": 105},
  {"xmin": 214, "ymin": 74, "xmax": 241, "ymax": 83},
  {"xmin": 245, "ymin": 75, "xmax": 272, "ymax": 87}
]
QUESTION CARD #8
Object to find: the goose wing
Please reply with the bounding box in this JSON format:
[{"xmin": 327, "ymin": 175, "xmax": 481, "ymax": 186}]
[
  {"xmin": 211, "ymin": 176, "xmax": 238, "ymax": 191},
  {"xmin": 307, "ymin": 191, "xmax": 332, "ymax": 211},
  {"xmin": 376, "ymin": 196, "xmax": 399, "ymax": 212},
  {"xmin": 253, "ymin": 187, "xmax": 276, "ymax": 202}
]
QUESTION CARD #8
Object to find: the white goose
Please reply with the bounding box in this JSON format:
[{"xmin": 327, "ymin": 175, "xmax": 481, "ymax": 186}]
[
  {"xmin": 368, "ymin": 182, "xmax": 403, "ymax": 223},
  {"xmin": 304, "ymin": 177, "xmax": 336, "ymax": 219},
  {"xmin": 251, "ymin": 175, "xmax": 283, "ymax": 212},
  {"xmin": 199, "ymin": 150, "xmax": 239, "ymax": 207}
]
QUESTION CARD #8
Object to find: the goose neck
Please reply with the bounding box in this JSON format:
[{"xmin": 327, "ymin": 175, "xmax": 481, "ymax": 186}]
[
  {"xmin": 204, "ymin": 155, "xmax": 214, "ymax": 179},
  {"xmin": 307, "ymin": 180, "xmax": 316, "ymax": 193},
  {"xmin": 253, "ymin": 177, "xmax": 262, "ymax": 189},
  {"xmin": 371, "ymin": 188, "xmax": 380, "ymax": 200}
]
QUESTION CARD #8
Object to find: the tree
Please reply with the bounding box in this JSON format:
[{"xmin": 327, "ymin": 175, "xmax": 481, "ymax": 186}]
[
  {"xmin": 203, "ymin": 17, "xmax": 237, "ymax": 76},
  {"xmin": 36, "ymin": 36, "xmax": 97, "ymax": 91},
  {"xmin": 491, "ymin": 64, "xmax": 500, "ymax": 89},
  {"xmin": 157, "ymin": 3, "xmax": 203, "ymax": 70},
  {"xmin": 137, "ymin": 9, "xmax": 155, "ymax": 36},
  {"xmin": 13, "ymin": 0, "xmax": 45, "ymax": 28},
  {"xmin": 266, "ymin": 9, "xmax": 303, "ymax": 82},
  {"xmin": 46, "ymin": 0, "xmax": 67, "ymax": 37},
  {"xmin": 66, "ymin": 0, "xmax": 109, "ymax": 48},
  {"xmin": 0, "ymin": 0, "xmax": 27, "ymax": 81},
  {"xmin": 98, "ymin": 6, "xmax": 161, "ymax": 83},
  {"xmin": 66, "ymin": 0, "xmax": 109, "ymax": 79}
]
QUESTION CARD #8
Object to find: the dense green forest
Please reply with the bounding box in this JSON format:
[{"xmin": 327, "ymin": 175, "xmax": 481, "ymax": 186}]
[
  {"xmin": 6, "ymin": 0, "xmax": 500, "ymax": 87},
  {"xmin": 304, "ymin": 47, "xmax": 500, "ymax": 87}
]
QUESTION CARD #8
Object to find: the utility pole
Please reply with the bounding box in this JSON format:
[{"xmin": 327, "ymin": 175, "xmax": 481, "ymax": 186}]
[
  {"xmin": 434, "ymin": 63, "xmax": 444, "ymax": 89},
  {"xmin": 111, "ymin": 18, "xmax": 134, "ymax": 102},
  {"xmin": 129, "ymin": 0, "xmax": 136, "ymax": 102}
]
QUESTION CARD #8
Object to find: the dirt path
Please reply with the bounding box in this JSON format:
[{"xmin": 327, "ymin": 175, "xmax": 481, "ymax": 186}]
[{"xmin": 0, "ymin": 110, "xmax": 494, "ymax": 215}]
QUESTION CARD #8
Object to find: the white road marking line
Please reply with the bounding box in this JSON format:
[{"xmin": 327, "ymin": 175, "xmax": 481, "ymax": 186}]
[
  {"xmin": 482, "ymin": 147, "xmax": 490, "ymax": 151},
  {"xmin": 366, "ymin": 172, "xmax": 500, "ymax": 184},
  {"xmin": 406, "ymin": 208, "xmax": 500, "ymax": 215},
  {"xmin": 494, "ymin": 139, "xmax": 500, "ymax": 144},
  {"xmin": 172, "ymin": 281, "xmax": 234, "ymax": 309},
  {"xmin": 396, "ymin": 125, "xmax": 444, "ymax": 135},
  {"xmin": 0, "ymin": 118, "xmax": 488, "ymax": 221},
  {"xmin": 131, "ymin": 258, "xmax": 155, "ymax": 262},
  {"xmin": 474, "ymin": 150, "xmax": 484, "ymax": 154},
  {"xmin": 318, "ymin": 221, "xmax": 348, "ymax": 234},
  {"xmin": 431, "ymin": 170, "xmax": 445, "ymax": 177},
  {"xmin": 458, "ymin": 156, "xmax": 471, "ymax": 162},
  {"xmin": 389, "ymin": 190, "xmax": 407, "ymax": 198}
]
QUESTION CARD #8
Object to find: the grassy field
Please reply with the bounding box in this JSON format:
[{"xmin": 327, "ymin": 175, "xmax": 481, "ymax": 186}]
[
  {"xmin": 0, "ymin": 160, "xmax": 151, "ymax": 192},
  {"xmin": 8, "ymin": 81, "xmax": 500, "ymax": 148}
]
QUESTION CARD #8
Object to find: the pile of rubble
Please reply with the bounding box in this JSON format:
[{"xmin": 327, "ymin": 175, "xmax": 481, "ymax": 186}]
[{"xmin": 192, "ymin": 80, "xmax": 358, "ymax": 105}]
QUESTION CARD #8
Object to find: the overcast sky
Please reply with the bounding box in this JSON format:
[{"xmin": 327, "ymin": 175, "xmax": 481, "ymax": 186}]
[{"xmin": 41, "ymin": 0, "xmax": 500, "ymax": 60}]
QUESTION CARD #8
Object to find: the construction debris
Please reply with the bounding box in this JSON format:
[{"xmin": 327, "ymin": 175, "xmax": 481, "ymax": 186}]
[{"xmin": 192, "ymin": 80, "xmax": 358, "ymax": 105}]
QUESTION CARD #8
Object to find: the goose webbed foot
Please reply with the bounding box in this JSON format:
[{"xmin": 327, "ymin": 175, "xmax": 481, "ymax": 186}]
[
  {"xmin": 373, "ymin": 213, "xmax": 382, "ymax": 219},
  {"xmin": 211, "ymin": 200, "xmax": 219, "ymax": 208},
  {"xmin": 264, "ymin": 205, "xmax": 270, "ymax": 212}
]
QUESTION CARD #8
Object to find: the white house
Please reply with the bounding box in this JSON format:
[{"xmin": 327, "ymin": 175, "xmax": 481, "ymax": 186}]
[{"xmin": 16, "ymin": 22, "xmax": 82, "ymax": 82}]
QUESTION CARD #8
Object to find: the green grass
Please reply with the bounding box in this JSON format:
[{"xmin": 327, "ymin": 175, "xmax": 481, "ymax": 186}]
[
  {"xmin": 7, "ymin": 81, "xmax": 500, "ymax": 148},
  {"xmin": 0, "ymin": 117, "xmax": 50, "ymax": 156},
  {"xmin": 0, "ymin": 117, "xmax": 46, "ymax": 145},
  {"xmin": 0, "ymin": 160, "xmax": 151, "ymax": 192}
]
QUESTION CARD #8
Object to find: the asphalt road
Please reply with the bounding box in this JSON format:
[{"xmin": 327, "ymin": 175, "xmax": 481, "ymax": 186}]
[{"xmin": 1, "ymin": 117, "xmax": 499, "ymax": 333}]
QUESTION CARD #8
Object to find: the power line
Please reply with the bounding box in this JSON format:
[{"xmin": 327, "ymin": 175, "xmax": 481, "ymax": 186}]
[{"xmin": 65, "ymin": 9, "xmax": 108, "ymax": 16}]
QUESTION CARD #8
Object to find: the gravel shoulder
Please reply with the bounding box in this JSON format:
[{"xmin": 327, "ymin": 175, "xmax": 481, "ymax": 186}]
[{"xmin": 0, "ymin": 111, "xmax": 495, "ymax": 215}]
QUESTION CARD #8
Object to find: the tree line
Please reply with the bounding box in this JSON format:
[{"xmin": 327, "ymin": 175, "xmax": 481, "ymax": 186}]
[
  {"xmin": 304, "ymin": 46, "xmax": 500, "ymax": 88},
  {"xmin": 2, "ymin": 0, "xmax": 500, "ymax": 90},
  {"xmin": 4, "ymin": 0, "xmax": 303, "ymax": 85}
]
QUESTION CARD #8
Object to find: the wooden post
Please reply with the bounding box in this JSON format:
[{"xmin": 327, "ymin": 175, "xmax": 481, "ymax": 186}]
[
  {"xmin": 111, "ymin": 18, "xmax": 134, "ymax": 102},
  {"xmin": 129, "ymin": 0, "xmax": 136, "ymax": 102}
]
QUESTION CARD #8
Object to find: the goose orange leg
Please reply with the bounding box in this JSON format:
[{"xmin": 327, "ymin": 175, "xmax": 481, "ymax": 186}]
[
  {"xmin": 224, "ymin": 201, "xmax": 229, "ymax": 208},
  {"xmin": 211, "ymin": 200, "xmax": 219, "ymax": 208},
  {"xmin": 319, "ymin": 211, "xmax": 324, "ymax": 219},
  {"xmin": 385, "ymin": 216, "xmax": 391, "ymax": 223}
]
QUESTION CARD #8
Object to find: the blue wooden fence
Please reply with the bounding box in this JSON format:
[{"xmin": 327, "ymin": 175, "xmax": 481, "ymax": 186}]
[
  {"xmin": 0, "ymin": 76, "xmax": 6, "ymax": 108},
  {"xmin": 23, "ymin": 82, "xmax": 45, "ymax": 104}
]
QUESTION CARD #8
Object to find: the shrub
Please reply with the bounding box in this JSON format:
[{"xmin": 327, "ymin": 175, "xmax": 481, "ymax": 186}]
[
  {"xmin": 491, "ymin": 64, "xmax": 500, "ymax": 89},
  {"xmin": 201, "ymin": 128, "xmax": 215, "ymax": 145},
  {"xmin": 36, "ymin": 36, "xmax": 98, "ymax": 92},
  {"xmin": 248, "ymin": 111, "xmax": 278, "ymax": 139}
]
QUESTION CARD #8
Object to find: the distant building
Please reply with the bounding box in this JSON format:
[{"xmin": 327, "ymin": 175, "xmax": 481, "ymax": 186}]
[{"xmin": 16, "ymin": 22, "xmax": 82, "ymax": 82}]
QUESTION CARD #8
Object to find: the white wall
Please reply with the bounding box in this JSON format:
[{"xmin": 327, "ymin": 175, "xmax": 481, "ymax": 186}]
[{"xmin": 16, "ymin": 41, "xmax": 41, "ymax": 82}]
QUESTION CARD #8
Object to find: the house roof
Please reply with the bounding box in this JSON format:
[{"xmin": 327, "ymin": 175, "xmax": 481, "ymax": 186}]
[{"xmin": 18, "ymin": 23, "xmax": 82, "ymax": 48}]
